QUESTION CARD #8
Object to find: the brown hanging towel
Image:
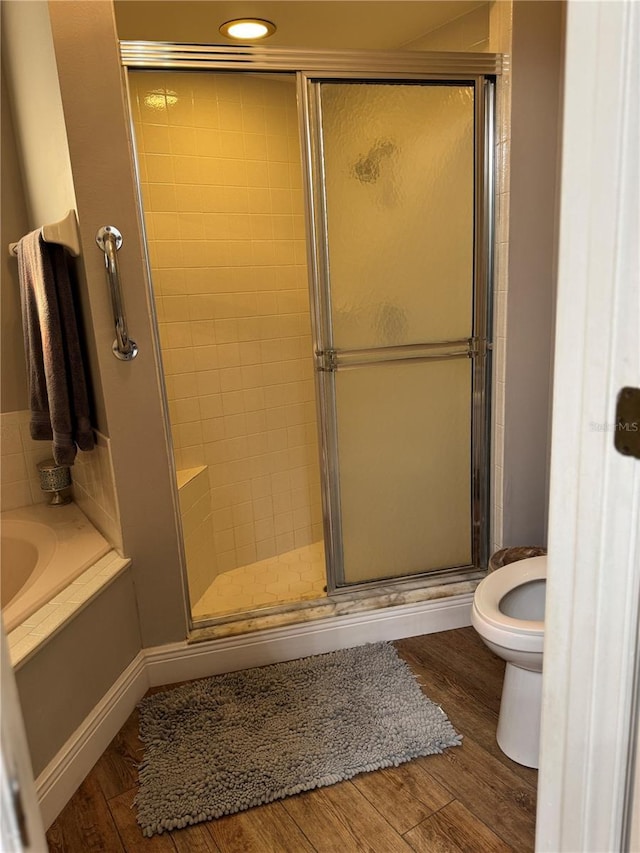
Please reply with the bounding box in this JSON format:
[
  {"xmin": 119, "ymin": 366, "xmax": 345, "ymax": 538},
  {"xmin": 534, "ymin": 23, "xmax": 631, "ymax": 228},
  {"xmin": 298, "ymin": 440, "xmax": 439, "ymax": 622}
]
[{"xmin": 16, "ymin": 230, "xmax": 94, "ymax": 465}]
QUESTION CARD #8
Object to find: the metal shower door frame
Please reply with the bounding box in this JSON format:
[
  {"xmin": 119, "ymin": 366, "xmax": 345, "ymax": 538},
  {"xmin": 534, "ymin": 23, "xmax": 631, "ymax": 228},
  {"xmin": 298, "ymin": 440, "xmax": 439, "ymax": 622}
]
[
  {"xmin": 298, "ymin": 71, "xmax": 495, "ymax": 594},
  {"xmin": 120, "ymin": 42, "xmax": 497, "ymax": 603}
]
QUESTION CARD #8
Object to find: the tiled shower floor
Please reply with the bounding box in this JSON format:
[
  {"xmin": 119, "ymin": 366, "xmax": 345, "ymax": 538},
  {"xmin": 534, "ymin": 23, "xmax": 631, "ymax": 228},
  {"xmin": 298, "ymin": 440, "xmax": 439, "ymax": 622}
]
[{"xmin": 192, "ymin": 541, "xmax": 327, "ymax": 619}]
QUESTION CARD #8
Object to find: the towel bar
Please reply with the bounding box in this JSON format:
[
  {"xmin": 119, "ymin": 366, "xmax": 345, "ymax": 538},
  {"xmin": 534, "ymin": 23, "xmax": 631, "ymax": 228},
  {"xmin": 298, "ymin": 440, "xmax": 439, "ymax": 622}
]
[
  {"xmin": 8, "ymin": 210, "xmax": 81, "ymax": 258},
  {"xmin": 95, "ymin": 225, "xmax": 138, "ymax": 361}
]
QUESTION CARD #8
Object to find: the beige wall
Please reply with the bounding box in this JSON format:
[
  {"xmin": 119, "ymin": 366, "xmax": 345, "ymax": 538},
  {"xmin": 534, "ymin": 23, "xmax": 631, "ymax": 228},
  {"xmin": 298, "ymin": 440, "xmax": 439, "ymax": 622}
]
[
  {"xmin": 0, "ymin": 66, "xmax": 29, "ymax": 414},
  {"xmin": 405, "ymin": 4, "xmax": 490, "ymax": 52},
  {"xmin": 48, "ymin": 0, "xmax": 188, "ymax": 646},
  {"xmin": 15, "ymin": 569, "xmax": 140, "ymax": 776},
  {"xmin": 129, "ymin": 70, "xmax": 323, "ymax": 591},
  {"xmin": 502, "ymin": 0, "xmax": 564, "ymax": 547},
  {"xmin": 0, "ymin": 1, "xmax": 76, "ymax": 230}
]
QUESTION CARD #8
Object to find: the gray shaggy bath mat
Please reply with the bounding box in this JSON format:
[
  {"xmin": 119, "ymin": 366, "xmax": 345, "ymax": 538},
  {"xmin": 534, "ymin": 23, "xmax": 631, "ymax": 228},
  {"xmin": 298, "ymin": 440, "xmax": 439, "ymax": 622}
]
[{"xmin": 135, "ymin": 642, "xmax": 461, "ymax": 836}]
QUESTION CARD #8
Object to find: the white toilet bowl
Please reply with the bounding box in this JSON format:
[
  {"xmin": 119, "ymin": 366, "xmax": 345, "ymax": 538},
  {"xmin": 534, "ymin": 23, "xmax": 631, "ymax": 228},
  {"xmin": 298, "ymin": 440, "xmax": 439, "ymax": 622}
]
[{"xmin": 471, "ymin": 555, "xmax": 546, "ymax": 768}]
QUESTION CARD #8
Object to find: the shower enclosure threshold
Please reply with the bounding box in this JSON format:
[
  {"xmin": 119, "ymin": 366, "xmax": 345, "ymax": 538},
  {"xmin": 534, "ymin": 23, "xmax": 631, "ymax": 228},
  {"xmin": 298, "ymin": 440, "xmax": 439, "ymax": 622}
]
[{"xmin": 188, "ymin": 569, "xmax": 483, "ymax": 644}]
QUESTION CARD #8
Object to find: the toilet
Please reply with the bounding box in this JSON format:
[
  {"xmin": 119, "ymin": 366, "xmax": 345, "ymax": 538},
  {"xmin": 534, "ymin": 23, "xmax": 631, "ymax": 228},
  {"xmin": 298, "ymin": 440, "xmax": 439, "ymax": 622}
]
[{"xmin": 471, "ymin": 555, "xmax": 546, "ymax": 768}]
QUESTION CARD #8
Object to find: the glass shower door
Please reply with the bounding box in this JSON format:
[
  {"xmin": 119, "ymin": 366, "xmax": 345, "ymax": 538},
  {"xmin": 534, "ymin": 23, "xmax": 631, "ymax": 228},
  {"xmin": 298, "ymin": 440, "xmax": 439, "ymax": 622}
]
[{"xmin": 308, "ymin": 79, "xmax": 490, "ymax": 588}]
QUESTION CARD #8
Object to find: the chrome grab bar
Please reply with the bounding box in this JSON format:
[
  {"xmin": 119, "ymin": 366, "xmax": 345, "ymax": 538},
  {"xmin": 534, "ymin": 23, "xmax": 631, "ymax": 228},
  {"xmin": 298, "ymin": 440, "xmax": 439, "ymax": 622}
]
[{"xmin": 95, "ymin": 225, "xmax": 138, "ymax": 361}]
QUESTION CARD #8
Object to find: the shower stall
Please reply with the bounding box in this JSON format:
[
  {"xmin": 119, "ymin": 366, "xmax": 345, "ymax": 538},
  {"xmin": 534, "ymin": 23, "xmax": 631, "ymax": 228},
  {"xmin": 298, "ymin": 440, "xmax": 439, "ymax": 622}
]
[{"xmin": 122, "ymin": 43, "xmax": 497, "ymax": 624}]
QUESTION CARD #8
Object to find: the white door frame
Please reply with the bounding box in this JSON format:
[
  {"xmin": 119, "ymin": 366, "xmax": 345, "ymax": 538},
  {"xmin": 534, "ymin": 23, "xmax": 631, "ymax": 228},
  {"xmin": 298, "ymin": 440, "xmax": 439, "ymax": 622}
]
[
  {"xmin": 0, "ymin": 625, "xmax": 46, "ymax": 852},
  {"xmin": 536, "ymin": 1, "xmax": 640, "ymax": 850}
]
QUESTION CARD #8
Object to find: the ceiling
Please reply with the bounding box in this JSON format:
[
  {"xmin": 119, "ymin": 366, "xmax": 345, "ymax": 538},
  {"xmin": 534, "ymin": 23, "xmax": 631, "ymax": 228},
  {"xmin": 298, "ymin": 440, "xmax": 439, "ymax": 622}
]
[{"xmin": 114, "ymin": 1, "xmax": 487, "ymax": 50}]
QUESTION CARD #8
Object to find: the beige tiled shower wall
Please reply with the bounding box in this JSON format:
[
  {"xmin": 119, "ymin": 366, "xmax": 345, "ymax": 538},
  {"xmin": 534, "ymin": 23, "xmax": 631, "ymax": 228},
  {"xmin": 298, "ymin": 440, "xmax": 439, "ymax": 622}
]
[{"xmin": 130, "ymin": 72, "xmax": 323, "ymax": 579}]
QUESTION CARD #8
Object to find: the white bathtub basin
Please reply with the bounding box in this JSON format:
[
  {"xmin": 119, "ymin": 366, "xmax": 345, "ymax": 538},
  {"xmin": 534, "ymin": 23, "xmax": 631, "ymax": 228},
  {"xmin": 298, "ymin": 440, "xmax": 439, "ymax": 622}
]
[{"xmin": 1, "ymin": 502, "xmax": 111, "ymax": 633}]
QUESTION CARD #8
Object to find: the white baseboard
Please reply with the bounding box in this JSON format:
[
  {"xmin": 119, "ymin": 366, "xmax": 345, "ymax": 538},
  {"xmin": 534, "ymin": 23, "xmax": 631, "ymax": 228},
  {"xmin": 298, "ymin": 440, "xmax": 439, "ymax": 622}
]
[
  {"xmin": 145, "ymin": 594, "xmax": 474, "ymax": 686},
  {"xmin": 36, "ymin": 593, "xmax": 472, "ymax": 829},
  {"xmin": 36, "ymin": 652, "xmax": 148, "ymax": 830}
]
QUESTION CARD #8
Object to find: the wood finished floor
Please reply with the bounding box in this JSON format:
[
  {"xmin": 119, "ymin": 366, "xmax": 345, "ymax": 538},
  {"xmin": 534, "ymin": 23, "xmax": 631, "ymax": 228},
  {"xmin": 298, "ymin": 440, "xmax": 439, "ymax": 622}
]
[{"xmin": 46, "ymin": 628, "xmax": 537, "ymax": 852}]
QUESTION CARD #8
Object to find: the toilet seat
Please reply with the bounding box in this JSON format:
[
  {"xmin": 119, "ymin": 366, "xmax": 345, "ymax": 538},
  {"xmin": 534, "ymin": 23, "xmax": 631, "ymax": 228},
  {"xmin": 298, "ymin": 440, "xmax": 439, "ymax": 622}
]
[{"xmin": 472, "ymin": 556, "xmax": 546, "ymax": 653}]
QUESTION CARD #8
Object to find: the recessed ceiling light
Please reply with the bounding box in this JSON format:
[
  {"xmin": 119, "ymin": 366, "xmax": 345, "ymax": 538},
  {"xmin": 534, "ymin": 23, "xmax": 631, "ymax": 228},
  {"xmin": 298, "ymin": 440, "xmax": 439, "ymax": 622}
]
[{"xmin": 219, "ymin": 18, "xmax": 276, "ymax": 41}]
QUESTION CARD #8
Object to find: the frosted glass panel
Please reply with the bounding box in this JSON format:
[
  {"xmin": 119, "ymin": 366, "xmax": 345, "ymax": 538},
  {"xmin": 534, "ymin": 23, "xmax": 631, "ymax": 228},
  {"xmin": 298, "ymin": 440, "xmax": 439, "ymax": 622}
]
[
  {"xmin": 320, "ymin": 83, "xmax": 474, "ymax": 349},
  {"xmin": 336, "ymin": 359, "xmax": 472, "ymax": 584}
]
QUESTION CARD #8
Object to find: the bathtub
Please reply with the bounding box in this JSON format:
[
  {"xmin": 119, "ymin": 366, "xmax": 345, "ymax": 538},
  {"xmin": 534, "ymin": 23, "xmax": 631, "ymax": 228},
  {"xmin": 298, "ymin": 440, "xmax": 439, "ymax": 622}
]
[{"xmin": 1, "ymin": 502, "xmax": 110, "ymax": 633}]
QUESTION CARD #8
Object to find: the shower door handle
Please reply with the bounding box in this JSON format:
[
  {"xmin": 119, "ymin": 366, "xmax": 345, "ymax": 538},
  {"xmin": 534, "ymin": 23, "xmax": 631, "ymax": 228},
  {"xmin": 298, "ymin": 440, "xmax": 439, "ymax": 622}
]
[{"xmin": 315, "ymin": 338, "xmax": 485, "ymax": 372}]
